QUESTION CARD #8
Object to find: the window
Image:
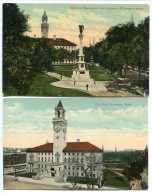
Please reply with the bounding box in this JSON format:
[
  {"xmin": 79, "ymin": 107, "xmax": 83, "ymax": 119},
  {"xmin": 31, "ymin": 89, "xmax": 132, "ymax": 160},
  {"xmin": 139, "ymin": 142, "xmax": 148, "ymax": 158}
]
[
  {"xmin": 68, "ymin": 172, "xmax": 70, "ymax": 175},
  {"xmin": 77, "ymin": 166, "xmax": 79, "ymax": 170},
  {"xmin": 56, "ymin": 136, "xmax": 59, "ymax": 139},
  {"xmin": 69, "ymin": 153, "xmax": 70, "ymax": 156},
  {"xmin": 42, "ymin": 158, "xmax": 43, "ymax": 161},
  {"xmin": 93, "ymin": 174, "xmax": 95, "ymax": 178},
  {"xmin": 64, "ymin": 158, "xmax": 66, "ymax": 162},
  {"xmin": 81, "ymin": 173, "xmax": 83, "ymax": 176},
  {"xmin": 48, "ymin": 158, "xmax": 50, "ymax": 162},
  {"xmin": 68, "ymin": 158, "xmax": 70, "ymax": 163},
  {"xmin": 64, "ymin": 166, "xmax": 66, "ymax": 169},
  {"xmin": 64, "ymin": 153, "xmax": 66, "ymax": 156},
  {"xmin": 57, "ymin": 157, "xmax": 59, "ymax": 162},
  {"xmin": 73, "ymin": 153, "xmax": 74, "ymax": 156},
  {"xmin": 73, "ymin": 166, "xmax": 75, "ymax": 170},
  {"xmin": 68, "ymin": 166, "xmax": 70, "ymax": 170},
  {"xmin": 45, "ymin": 157, "xmax": 47, "ymax": 161}
]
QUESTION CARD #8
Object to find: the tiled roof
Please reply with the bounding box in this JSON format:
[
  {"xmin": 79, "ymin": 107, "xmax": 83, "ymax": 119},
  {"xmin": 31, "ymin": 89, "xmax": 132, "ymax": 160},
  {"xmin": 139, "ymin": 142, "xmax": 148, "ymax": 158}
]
[
  {"xmin": 27, "ymin": 143, "xmax": 53, "ymax": 152},
  {"xmin": 47, "ymin": 38, "xmax": 77, "ymax": 46},
  {"xmin": 57, "ymin": 100, "xmax": 63, "ymax": 108},
  {"xmin": 63, "ymin": 142, "xmax": 102, "ymax": 152},
  {"xmin": 27, "ymin": 142, "xmax": 102, "ymax": 152}
]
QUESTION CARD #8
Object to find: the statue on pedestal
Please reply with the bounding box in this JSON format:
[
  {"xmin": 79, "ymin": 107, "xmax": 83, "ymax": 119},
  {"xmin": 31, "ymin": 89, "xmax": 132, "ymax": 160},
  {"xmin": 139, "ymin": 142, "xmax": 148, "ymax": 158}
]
[{"xmin": 79, "ymin": 25, "xmax": 84, "ymax": 34}]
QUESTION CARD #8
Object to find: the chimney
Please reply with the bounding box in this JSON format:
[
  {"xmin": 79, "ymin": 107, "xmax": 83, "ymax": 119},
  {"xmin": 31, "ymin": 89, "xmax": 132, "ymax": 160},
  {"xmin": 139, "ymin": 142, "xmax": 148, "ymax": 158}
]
[
  {"xmin": 53, "ymin": 35, "xmax": 56, "ymax": 41},
  {"xmin": 76, "ymin": 139, "xmax": 80, "ymax": 142}
]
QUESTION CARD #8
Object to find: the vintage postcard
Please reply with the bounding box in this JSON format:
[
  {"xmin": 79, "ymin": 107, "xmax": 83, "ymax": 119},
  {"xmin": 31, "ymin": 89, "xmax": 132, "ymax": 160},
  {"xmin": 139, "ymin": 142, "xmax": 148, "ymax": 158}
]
[
  {"xmin": 2, "ymin": 3, "xmax": 149, "ymax": 97},
  {"xmin": 3, "ymin": 98, "xmax": 148, "ymax": 190}
]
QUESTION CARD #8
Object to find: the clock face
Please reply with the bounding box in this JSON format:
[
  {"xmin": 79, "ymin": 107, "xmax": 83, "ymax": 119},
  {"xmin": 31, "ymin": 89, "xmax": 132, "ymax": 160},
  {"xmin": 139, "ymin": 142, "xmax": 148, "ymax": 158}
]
[{"xmin": 55, "ymin": 126, "xmax": 60, "ymax": 133}]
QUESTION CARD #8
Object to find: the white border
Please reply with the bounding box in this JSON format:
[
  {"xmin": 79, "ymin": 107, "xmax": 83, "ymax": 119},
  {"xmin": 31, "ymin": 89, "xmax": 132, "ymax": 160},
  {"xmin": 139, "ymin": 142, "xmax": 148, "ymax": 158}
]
[{"xmin": 0, "ymin": 1, "xmax": 151, "ymax": 194}]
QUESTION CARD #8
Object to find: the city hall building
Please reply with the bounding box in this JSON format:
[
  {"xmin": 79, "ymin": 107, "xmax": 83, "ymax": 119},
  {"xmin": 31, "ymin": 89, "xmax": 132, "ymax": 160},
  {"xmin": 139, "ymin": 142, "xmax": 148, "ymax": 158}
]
[{"xmin": 26, "ymin": 101, "xmax": 103, "ymax": 182}]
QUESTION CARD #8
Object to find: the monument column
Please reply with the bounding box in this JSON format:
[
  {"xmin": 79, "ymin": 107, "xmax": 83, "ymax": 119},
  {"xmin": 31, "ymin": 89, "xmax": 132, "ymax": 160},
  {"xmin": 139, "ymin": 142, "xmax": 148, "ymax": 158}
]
[{"xmin": 72, "ymin": 25, "xmax": 93, "ymax": 83}]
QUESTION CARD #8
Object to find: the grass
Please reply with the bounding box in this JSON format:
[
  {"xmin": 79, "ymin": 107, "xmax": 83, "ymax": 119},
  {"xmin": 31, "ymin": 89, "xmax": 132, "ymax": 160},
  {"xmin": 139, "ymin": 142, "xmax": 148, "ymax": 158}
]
[
  {"xmin": 52, "ymin": 65, "xmax": 73, "ymax": 77},
  {"xmin": 67, "ymin": 176, "xmax": 97, "ymax": 185},
  {"xmin": 103, "ymin": 163, "xmax": 128, "ymax": 169},
  {"xmin": 27, "ymin": 73, "xmax": 91, "ymax": 97},
  {"xmin": 103, "ymin": 169, "xmax": 130, "ymax": 189},
  {"xmin": 6, "ymin": 171, "xmax": 36, "ymax": 178},
  {"xmin": 52, "ymin": 64, "xmax": 116, "ymax": 81},
  {"xmin": 88, "ymin": 65, "xmax": 117, "ymax": 81}
]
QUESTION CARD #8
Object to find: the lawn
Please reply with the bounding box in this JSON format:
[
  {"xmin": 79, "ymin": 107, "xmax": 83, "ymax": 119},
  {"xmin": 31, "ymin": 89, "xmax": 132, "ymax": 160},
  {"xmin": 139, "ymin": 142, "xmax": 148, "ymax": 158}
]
[
  {"xmin": 88, "ymin": 65, "xmax": 117, "ymax": 81},
  {"xmin": 52, "ymin": 65, "xmax": 73, "ymax": 77},
  {"xmin": 7, "ymin": 171, "xmax": 36, "ymax": 178},
  {"xmin": 52, "ymin": 64, "xmax": 116, "ymax": 81},
  {"xmin": 27, "ymin": 73, "xmax": 90, "ymax": 97},
  {"xmin": 103, "ymin": 169, "xmax": 130, "ymax": 189},
  {"xmin": 103, "ymin": 163, "xmax": 128, "ymax": 169},
  {"xmin": 67, "ymin": 176, "xmax": 97, "ymax": 185}
]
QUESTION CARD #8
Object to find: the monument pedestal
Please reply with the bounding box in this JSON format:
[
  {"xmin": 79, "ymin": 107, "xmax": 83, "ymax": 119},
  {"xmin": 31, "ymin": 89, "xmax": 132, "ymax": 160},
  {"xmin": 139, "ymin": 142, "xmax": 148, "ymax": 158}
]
[{"xmin": 72, "ymin": 69, "xmax": 94, "ymax": 83}]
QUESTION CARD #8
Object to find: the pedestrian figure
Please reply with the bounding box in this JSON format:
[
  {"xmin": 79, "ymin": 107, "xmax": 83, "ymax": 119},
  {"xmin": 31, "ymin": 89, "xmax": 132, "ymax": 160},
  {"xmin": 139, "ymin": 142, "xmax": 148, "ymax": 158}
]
[
  {"xmin": 86, "ymin": 84, "xmax": 89, "ymax": 90},
  {"xmin": 60, "ymin": 75, "xmax": 62, "ymax": 80}
]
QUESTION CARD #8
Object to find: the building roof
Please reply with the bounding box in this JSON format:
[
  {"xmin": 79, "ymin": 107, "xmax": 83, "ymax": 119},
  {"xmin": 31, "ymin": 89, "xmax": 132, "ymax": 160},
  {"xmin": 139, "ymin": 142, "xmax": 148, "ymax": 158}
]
[
  {"xmin": 63, "ymin": 142, "xmax": 102, "ymax": 152},
  {"xmin": 57, "ymin": 100, "xmax": 63, "ymax": 108},
  {"xmin": 47, "ymin": 38, "xmax": 77, "ymax": 46},
  {"xmin": 27, "ymin": 142, "xmax": 102, "ymax": 152},
  {"xmin": 27, "ymin": 143, "xmax": 53, "ymax": 152}
]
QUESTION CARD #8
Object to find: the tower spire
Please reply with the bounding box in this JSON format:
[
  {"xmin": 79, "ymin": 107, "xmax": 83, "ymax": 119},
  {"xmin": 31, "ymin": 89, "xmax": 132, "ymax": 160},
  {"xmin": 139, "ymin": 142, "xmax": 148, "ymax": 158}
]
[
  {"xmin": 57, "ymin": 100, "xmax": 63, "ymax": 108},
  {"xmin": 41, "ymin": 10, "xmax": 49, "ymax": 38},
  {"xmin": 131, "ymin": 15, "xmax": 134, "ymax": 24}
]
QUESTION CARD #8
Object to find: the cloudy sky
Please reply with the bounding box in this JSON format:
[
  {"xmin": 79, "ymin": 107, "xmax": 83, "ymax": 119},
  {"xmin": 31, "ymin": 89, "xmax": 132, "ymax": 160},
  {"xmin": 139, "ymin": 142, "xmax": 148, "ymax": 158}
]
[
  {"xmin": 3, "ymin": 98, "xmax": 148, "ymax": 151},
  {"xmin": 18, "ymin": 3, "xmax": 149, "ymax": 46}
]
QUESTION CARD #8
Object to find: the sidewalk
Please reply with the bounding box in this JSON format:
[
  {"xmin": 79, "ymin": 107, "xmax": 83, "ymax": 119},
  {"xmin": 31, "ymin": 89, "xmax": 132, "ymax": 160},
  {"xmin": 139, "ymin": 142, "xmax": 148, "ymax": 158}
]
[{"xmin": 4, "ymin": 175, "xmax": 120, "ymax": 190}]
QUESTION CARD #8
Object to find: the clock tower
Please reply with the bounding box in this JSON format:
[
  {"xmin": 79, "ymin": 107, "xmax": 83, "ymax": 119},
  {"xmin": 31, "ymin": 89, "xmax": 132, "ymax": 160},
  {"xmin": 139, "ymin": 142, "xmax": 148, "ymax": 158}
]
[
  {"xmin": 41, "ymin": 11, "xmax": 49, "ymax": 38},
  {"xmin": 53, "ymin": 101, "xmax": 67, "ymax": 163}
]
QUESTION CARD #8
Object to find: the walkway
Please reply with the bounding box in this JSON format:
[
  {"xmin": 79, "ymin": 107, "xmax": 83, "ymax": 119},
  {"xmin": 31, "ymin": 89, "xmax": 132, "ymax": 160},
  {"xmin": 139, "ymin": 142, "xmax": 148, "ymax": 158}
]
[
  {"xmin": 46, "ymin": 72, "xmax": 140, "ymax": 97},
  {"xmin": 4, "ymin": 175, "xmax": 120, "ymax": 190}
]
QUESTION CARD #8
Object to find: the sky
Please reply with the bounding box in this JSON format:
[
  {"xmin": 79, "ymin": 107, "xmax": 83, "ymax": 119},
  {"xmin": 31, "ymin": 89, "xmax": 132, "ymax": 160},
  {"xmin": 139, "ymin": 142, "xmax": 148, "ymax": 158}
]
[
  {"xmin": 3, "ymin": 98, "xmax": 148, "ymax": 151},
  {"xmin": 17, "ymin": 3, "xmax": 149, "ymax": 46}
]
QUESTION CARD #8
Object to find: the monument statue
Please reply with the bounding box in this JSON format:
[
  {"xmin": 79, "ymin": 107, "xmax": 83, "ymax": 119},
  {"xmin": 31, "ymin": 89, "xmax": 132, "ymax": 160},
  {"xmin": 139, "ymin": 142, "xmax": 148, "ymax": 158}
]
[{"xmin": 79, "ymin": 25, "xmax": 84, "ymax": 34}]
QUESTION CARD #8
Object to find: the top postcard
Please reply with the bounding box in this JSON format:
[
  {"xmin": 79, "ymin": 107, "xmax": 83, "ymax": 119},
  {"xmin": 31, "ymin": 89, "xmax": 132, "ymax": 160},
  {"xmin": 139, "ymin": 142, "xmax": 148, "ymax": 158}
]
[{"xmin": 3, "ymin": 3, "xmax": 149, "ymax": 97}]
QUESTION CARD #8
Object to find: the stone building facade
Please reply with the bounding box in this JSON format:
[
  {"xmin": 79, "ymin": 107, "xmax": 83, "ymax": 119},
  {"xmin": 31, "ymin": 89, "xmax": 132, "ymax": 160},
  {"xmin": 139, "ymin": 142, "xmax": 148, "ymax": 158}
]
[{"xmin": 26, "ymin": 101, "xmax": 103, "ymax": 182}]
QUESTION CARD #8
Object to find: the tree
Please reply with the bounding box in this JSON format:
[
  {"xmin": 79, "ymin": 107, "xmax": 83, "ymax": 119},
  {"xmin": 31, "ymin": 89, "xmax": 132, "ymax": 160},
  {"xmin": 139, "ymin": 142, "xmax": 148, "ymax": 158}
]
[
  {"xmin": 55, "ymin": 48, "xmax": 71, "ymax": 64},
  {"xmin": 30, "ymin": 38, "xmax": 55, "ymax": 73},
  {"xmin": 123, "ymin": 160, "xmax": 144, "ymax": 180},
  {"xmin": 71, "ymin": 153, "xmax": 103, "ymax": 189},
  {"xmin": 130, "ymin": 16, "xmax": 149, "ymax": 86},
  {"xmin": 3, "ymin": 3, "xmax": 34, "ymax": 95}
]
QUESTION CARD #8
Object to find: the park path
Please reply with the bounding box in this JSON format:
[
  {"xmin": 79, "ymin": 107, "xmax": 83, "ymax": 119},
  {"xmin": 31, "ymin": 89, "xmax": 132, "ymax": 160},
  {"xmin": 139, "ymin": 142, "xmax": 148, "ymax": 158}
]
[{"xmin": 46, "ymin": 72, "xmax": 141, "ymax": 97}]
